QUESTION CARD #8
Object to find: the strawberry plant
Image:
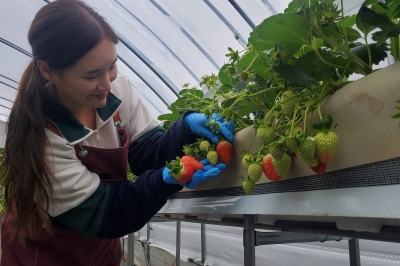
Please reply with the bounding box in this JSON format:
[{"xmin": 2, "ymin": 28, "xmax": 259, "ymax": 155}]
[{"xmin": 158, "ymin": 0, "xmax": 400, "ymax": 195}]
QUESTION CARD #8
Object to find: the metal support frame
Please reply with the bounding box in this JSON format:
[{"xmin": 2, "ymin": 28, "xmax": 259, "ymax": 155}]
[
  {"xmin": 146, "ymin": 223, "xmax": 151, "ymax": 264},
  {"xmin": 348, "ymin": 238, "xmax": 361, "ymax": 266},
  {"xmin": 176, "ymin": 221, "xmax": 181, "ymax": 266},
  {"xmin": 137, "ymin": 215, "xmax": 400, "ymax": 265},
  {"xmin": 201, "ymin": 223, "xmax": 206, "ymax": 264},
  {"xmin": 255, "ymin": 231, "xmax": 342, "ymax": 246},
  {"xmin": 127, "ymin": 233, "xmax": 135, "ymax": 266},
  {"xmin": 243, "ymin": 215, "xmax": 256, "ymax": 266}
]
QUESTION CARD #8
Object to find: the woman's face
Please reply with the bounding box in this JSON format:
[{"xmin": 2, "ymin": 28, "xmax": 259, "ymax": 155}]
[{"xmin": 52, "ymin": 38, "xmax": 118, "ymax": 113}]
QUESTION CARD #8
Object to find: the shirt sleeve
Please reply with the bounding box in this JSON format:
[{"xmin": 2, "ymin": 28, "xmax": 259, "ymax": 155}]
[
  {"xmin": 46, "ymin": 130, "xmax": 182, "ymax": 239},
  {"xmin": 116, "ymin": 76, "xmax": 198, "ymax": 175}
]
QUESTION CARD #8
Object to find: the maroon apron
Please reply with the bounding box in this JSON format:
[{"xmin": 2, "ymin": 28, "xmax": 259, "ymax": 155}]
[{"xmin": 1, "ymin": 113, "xmax": 128, "ymax": 266}]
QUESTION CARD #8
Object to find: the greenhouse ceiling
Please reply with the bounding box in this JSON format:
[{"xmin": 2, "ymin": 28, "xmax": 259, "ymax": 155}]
[{"xmin": 0, "ymin": 0, "xmax": 363, "ymax": 123}]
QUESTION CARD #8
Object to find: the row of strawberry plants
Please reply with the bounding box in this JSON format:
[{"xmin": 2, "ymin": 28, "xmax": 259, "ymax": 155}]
[{"xmin": 160, "ymin": 0, "xmax": 399, "ymax": 195}]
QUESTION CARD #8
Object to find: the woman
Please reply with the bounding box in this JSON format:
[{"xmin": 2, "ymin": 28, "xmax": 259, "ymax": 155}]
[{"xmin": 0, "ymin": 0, "xmax": 234, "ymax": 265}]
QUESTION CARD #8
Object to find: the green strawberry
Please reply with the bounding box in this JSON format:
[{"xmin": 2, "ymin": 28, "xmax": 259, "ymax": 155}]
[
  {"xmin": 296, "ymin": 137, "xmax": 318, "ymax": 167},
  {"xmin": 281, "ymin": 91, "xmax": 299, "ymax": 117},
  {"xmin": 207, "ymin": 151, "xmax": 218, "ymax": 165},
  {"xmin": 248, "ymin": 163, "xmax": 262, "ymax": 182},
  {"xmin": 272, "ymin": 153, "xmax": 292, "ymax": 177},
  {"xmin": 285, "ymin": 137, "xmax": 298, "ymax": 153},
  {"xmin": 314, "ymin": 131, "xmax": 339, "ymax": 164},
  {"xmin": 256, "ymin": 126, "xmax": 275, "ymax": 145},
  {"xmin": 199, "ymin": 140, "xmax": 211, "ymax": 153},
  {"xmin": 241, "ymin": 153, "xmax": 252, "ymax": 170},
  {"xmin": 268, "ymin": 144, "xmax": 284, "ymax": 161},
  {"xmin": 240, "ymin": 176, "xmax": 256, "ymax": 195}
]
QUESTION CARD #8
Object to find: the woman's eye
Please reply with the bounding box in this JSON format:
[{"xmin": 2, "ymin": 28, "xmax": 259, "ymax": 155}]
[
  {"xmin": 86, "ymin": 76, "xmax": 98, "ymax": 80},
  {"xmin": 109, "ymin": 65, "xmax": 116, "ymax": 70}
]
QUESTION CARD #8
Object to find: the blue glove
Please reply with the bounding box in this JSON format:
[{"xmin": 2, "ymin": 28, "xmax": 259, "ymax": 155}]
[
  {"xmin": 163, "ymin": 159, "xmax": 226, "ymax": 189},
  {"xmin": 184, "ymin": 113, "xmax": 235, "ymax": 143}
]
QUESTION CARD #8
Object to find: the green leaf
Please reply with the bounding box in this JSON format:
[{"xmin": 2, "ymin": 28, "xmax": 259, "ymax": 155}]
[
  {"xmin": 272, "ymin": 65, "xmax": 318, "ymax": 87},
  {"xmin": 157, "ymin": 113, "xmax": 180, "ymax": 121},
  {"xmin": 391, "ymin": 113, "xmax": 400, "ymax": 118},
  {"xmin": 248, "ymin": 32, "xmax": 275, "ymax": 51},
  {"xmin": 372, "ymin": 26, "xmax": 400, "ymax": 47},
  {"xmin": 322, "ymin": 114, "xmax": 333, "ymax": 129},
  {"xmin": 284, "ymin": 0, "xmax": 308, "ymax": 13},
  {"xmin": 321, "ymin": 24, "xmax": 343, "ymax": 42},
  {"xmin": 251, "ymin": 13, "xmax": 312, "ymax": 63},
  {"xmin": 356, "ymin": 6, "xmax": 381, "ymax": 35},
  {"xmin": 232, "ymin": 81, "xmax": 247, "ymax": 93},
  {"xmin": 235, "ymin": 51, "xmax": 270, "ymax": 80},
  {"xmin": 236, "ymin": 100, "xmax": 258, "ymax": 118},
  {"xmin": 294, "ymin": 49, "xmax": 336, "ymax": 82},
  {"xmin": 339, "ymin": 27, "xmax": 362, "ymax": 42},
  {"xmin": 218, "ymin": 84, "xmax": 233, "ymax": 94},
  {"xmin": 218, "ymin": 64, "xmax": 239, "ymax": 86},
  {"xmin": 169, "ymin": 98, "xmax": 186, "ymax": 114},
  {"xmin": 342, "ymin": 14, "xmax": 357, "ymax": 28},
  {"xmin": 312, "ymin": 119, "xmax": 325, "ymax": 131},
  {"xmin": 390, "ymin": 36, "xmax": 400, "ymax": 61},
  {"xmin": 388, "ymin": 1, "xmax": 400, "ymax": 18},
  {"xmin": 332, "ymin": 56, "xmax": 353, "ymax": 78},
  {"xmin": 357, "ymin": 5, "xmax": 395, "ymax": 35},
  {"xmin": 350, "ymin": 42, "xmax": 389, "ymax": 65}
]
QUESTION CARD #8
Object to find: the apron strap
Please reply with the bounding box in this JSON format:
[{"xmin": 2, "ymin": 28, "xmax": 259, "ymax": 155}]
[{"xmin": 46, "ymin": 112, "xmax": 122, "ymax": 136}]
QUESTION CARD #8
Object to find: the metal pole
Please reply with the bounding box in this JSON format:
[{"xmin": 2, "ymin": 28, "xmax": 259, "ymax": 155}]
[
  {"xmin": 243, "ymin": 215, "xmax": 255, "ymax": 266},
  {"xmin": 348, "ymin": 238, "xmax": 361, "ymax": 266},
  {"xmin": 201, "ymin": 223, "xmax": 206, "ymax": 264},
  {"xmin": 176, "ymin": 221, "xmax": 181, "ymax": 266},
  {"xmin": 127, "ymin": 233, "xmax": 135, "ymax": 266},
  {"xmin": 146, "ymin": 223, "xmax": 151, "ymax": 264}
]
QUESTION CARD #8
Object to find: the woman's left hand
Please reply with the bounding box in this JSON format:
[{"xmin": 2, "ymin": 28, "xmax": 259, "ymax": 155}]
[{"xmin": 163, "ymin": 159, "xmax": 226, "ymax": 189}]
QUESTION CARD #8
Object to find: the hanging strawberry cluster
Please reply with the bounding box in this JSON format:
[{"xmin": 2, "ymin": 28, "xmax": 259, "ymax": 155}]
[
  {"xmin": 165, "ymin": 137, "xmax": 234, "ymax": 184},
  {"xmin": 159, "ymin": 0, "xmax": 399, "ymax": 194}
]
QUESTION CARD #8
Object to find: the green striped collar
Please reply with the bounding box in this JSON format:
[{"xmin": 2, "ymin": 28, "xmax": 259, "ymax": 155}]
[{"xmin": 46, "ymin": 92, "xmax": 122, "ymax": 144}]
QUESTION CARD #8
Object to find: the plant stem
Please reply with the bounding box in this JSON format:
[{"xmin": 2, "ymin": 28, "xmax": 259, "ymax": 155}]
[
  {"xmin": 247, "ymin": 131, "xmax": 257, "ymax": 152},
  {"xmin": 340, "ymin": 0, "xmax": 350, "ymax": 50},
  {"xmin": 312, "ymin": 26, "xmax": 371, "ymax": 73},
  {"xmin": 303, "ymin": 105, "xmax": 310, "ymax": 133},
  {"xmin": 228, "ymin": 87, "xmax": 283, "ymax": 109},
  {"xmin": 243, "ymin": 54, "xmax": 259, "ymax": 73},
  {"xmin": 364, "ymin": 35, "xmax": 372, "ymax": 68},
  {"xmin": 312, "ymin": 47, "xmax": 363, "ymax": 74},
  {"xmin": 318, "ymin": 103, "xmax": 323, "ymax": 120}
]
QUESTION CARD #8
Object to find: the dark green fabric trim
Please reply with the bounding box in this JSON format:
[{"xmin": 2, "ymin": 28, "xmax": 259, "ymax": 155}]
[
  {"xmin": 97, "ymin": 92, "xmax": 122, "ymax": 121},
  {"xmin": 45, "ymin": 92, "xmax": 121, "ymax": 143},
  {"xmin": 46, "ymin": 99, "xmax": 90, "ymax": 142},
  {"xmin": 54, "ymin": 182, "xmax": 110, "ymax": 238}
]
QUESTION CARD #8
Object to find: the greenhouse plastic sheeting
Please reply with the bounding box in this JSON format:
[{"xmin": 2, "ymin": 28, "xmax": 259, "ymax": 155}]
[{"xmin": 0, "ymin": 0, "xmax": 363, "ymax": 123}]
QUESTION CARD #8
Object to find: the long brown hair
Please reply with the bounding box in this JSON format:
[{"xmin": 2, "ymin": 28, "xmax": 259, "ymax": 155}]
[{"xmin": 0, "ymin": 0, "xmax": 118, "ymax": 243}]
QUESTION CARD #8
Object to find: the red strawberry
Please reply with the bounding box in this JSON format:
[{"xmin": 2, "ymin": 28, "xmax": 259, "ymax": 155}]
[
  {"xmin": 180, "ymin": 156, "xmax": 203, "ymax": 172},
  {"xmin": 261, "ymin": 154, "xmax": 281, "ymax": 181},
  {"xmin": 261, "ymin": 153, "xmax": 291, "ymax": 181},
  {"xmin": 309, "ymin": 160, "xmax": 327, "ymax": 175},
  {"xmin": 167, "ymin": 156, "xmax": 198, "ymax": 183},
  {"xmin": 216, "ymin": 141, "xmax": 233, "ymax": 164}
]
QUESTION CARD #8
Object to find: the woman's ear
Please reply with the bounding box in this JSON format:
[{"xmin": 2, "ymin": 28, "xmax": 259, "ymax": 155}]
[{"xmin": 36, "ymin": 61, "xmax": 57, "ymax": 84}]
